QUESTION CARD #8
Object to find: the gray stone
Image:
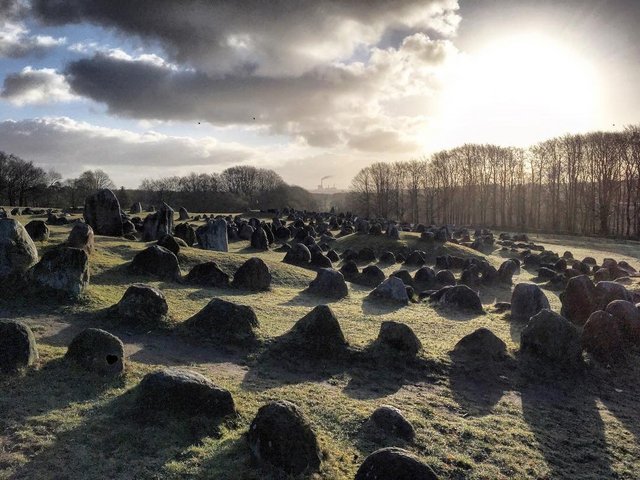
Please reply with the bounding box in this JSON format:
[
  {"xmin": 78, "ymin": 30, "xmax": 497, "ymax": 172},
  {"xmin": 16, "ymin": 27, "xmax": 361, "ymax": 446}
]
[
  {"xmin": 0, "ymin": 320, "xmax": 38, "ymax": 373},
  {"xmin": 370, "ymin": 277, "xmax": 410, "ymax": 304},
  {"xmin": 196, "ymin": 218, "xmax": 229, "ymax": 252},
  {"xmin": 66, "ymin": 328, "xmax": 125, "ymax": 376},
  {"xmin": 31, "ymin": 247, "xmax": 89, "ymax": 297},
  {"xmin": 84, "ymin": 189, "xmax": 123, "ymax": 236},
  {"xmin": 307, "ymin": 268, "xmax": 348, "ymax": 299},
  {"xmin": 511, "ymin": 283, "xmax": 550, "ymax": 321},
  {"xmin": 0, "ymin": 218, "xmax": 38, "ymax": 279}
]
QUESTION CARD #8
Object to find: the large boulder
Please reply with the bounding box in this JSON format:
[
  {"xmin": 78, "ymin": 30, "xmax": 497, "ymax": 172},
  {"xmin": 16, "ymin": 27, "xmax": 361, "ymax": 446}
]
[
  {"xmin": 581, "ymin": 310, "xmax": 626, "ymax": 364},
  {"xmin": 248, "ymin": 400, "xmax": 321, "ymax": 475},
  {"xmin": 560, "ymin": 275, "xmax": 598, "ymax": 325},
  {"xmin": 438, "ymin": 285, "xmax": 483, "ymax": 313},
  {"xmin": 66, "ymin": 328, "xmax": 125, "ymax": 376},
  {"xmin": 280, "ymin": 305, "xmax": 348, "ymax": 357},
  {"xmin": 136, "ymin": 368, "xmax": 235, "ymax": 417},
  {"xmin": 174, "ymin": 222, "xmax": 197, "ymax": 246},
  {"xmin": 307, "ymin": 268, "xmax": 348, "ymax": 299},
  {"xmin": 67, "ymin": 223, "xmax": 95, "ymax": 254},
  {"xmin": 196, "ymin": 218, "xmax": 229, "ymax": 252},
  {"xmin": 116, "ymin": 284, "xmax": 169, "ymax": 326},
  {"xmin": 31, "ymin": 247, "xmax": 89, "ymax": 297},
  {"xmin": 185, "ymin": 262, "xmax": 230, "ymax": 288},
  {"xmin": 157, "ymin": 234, "xmax": 181, "ymax": 256},
  {"xmin": 0, "ymin": 320, "xmax": 38, "ymax": 373},
  {"xmin": 451, "ymin": 328, "xmax": 508, "ymax": 362},
  {"xmin": 373, "ymin": 321, "xmax": 422, "ymax": 357},
  {"xmin": 520, "ymin": 309, "xmax": 582, "ymax": 368},
  {"xmin": 83, "ymin": 189, "xmax": 123, "ymax": 236},
  {"xmin": 365, "ymin": 405, "xmax": 416, "ymax": 442},
  {"xmin": 370, "ymin": 277, "xmax": 410, "ymax": 304},
  {"xmin": 129, "ymin": 245, "xmax": 181, "ymax": 280},
  {"xmin": 283, "ymin": 243, "xmax": 311, "ymax": 265},
  {"xmin": 497, "ymin": 259, "xmax": 519, "ymax": 284},
  {"xmin": 0, "ymin": 218, "xmax": 38, "ymax": 280},
  {"xmin": 355, "ymin": 447, "xmax": 438, "ymax": 480},
  {"xmin": 358, "ymin": 265, "xmax": 386, "ymax": 287},
  {"xmin": 605, "ymin": 300, "xmax": 640, "ymax": 345},
  {"xmin": 25, "ymin": 220, "xmax": 49, "ymax": 242},
  {"xmin": 184, "ymin": 298, "xmax": 259, "ymax": 344},
  {"xmin": 232, "ymin": 257, "xmax": 272, "ymax": 291},
  {"xmin": 510, "ymin": 283, "xmax": 550, "ymax": 321},
  {"xmin": 595, "ymin": 281, "xmax": 632, "ymax": 309},
  {"xmin": 250, "ymin": 225, "xmax": 269, "ymax": 250},
  {"xmin": 141, "ymin": 202, "xmax": 174, "ymax": 241}
]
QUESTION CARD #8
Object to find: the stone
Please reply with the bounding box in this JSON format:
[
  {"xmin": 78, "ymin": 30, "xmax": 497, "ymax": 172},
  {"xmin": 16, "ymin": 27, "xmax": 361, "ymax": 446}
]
[
  {"xmin": 141, "ymin": 203, "xmax": 175, "ymax": 241},
  {"xmin": 339, "ymin": 260, "xmax": 359, "ymax": 280},
  {"xmin": 25, "ymin": 220, "xmax": 49, "ymax": 242},
  {"xmin": 355, "ymin": 447, "xmax": 438, "ymax": 480},
  {"xmin": 232, "ymin": 257, "xmax": 272, "ymax": 291},
  {"xmin": 437, "ymin": 285, "xmax": 483, "ymax": 313},
  {"xmin": 0, "ymin": 320, "xmax": 38, "ymax": 373},
  {"xmin": 326, "ymin": 249, "xmax": 340, "ymax": 263},
  {"xmin": 283, "ymin": 243, "xmax": 311, "ymax": 265},
  {"xmin": 248, "ymin": 400, "xmax": 321, "ymax": 475},
  {"xmin": 31, "ymin": 247, "xmax": 89, "ymax": 297},
  {"xmin": 605, "ymin": 300, "xmax": 640, "ymax": 344},
  {"xmin": 0, "ymin": 218, "xmax": 38, "ymax": 279},
  {"xmin": 366, "ymin": 405, "xmax": 415, "ymax": 441},
  {"xmin": 582, "ymin": 310, "xmax": 626, "ymax": 364},
  {"xmin": 595, "ymin": 281, "xmax": 632, "ymax": 309},
  {"xmin": 435, "ymin": 269, "xmax": 456, "ymax": 286},
  {"xmin": 311, "ymin": 252, "xmax": 333, "ymax": 268},
  {"xmin": 185, "ymin": 261, "xmax": 230, "ymax": 287},
  {"xmin": 157, "ymin": 234, "xmax": 181, "ymax": 255},
  {"xmin": 196, "ymin": 218, "xmax": 229, "ymax": 252},
  {"xmin": 358, "ymin": 247, "xmax": 376, "ymax": 263},
  {"xmin": 404, "ymin": 251, "xmax": 425, "ymax": 266},
  {"xmin": 129, "ymin": 245, "xmax": 181, "ymax": 280},
  {"xmin": 414, "ymin": 267, "xmax": 436, "ymax": 286},
  {"xmin": 307, "ymin": 268, "xmax": 348, "ymax": 299},
  {"xmin": 66, "ymin": 328, "xmax": 125, "ymax": 376},
  {"xmin": 370, "ymin": 277, "xmax": 410, "ymax": 304},
  {"xmin": 373, "ymin": 321, "xmax": 421, "ymax": 357},
  {"xmin": 184, "ymin": 298, "xmax": 259, "ymax": 344},
  {"xmin": 130, "ymin": 202, "xmax": 143, "ymax": 214},
  {"xmin": 451, "ymin": 328, "xmax": 507, "ymax": 362},
  {"xmin": 136, "ymin": 368, "xmax": 235, "ymax": 417},
  {"xmin": 560, "ymin": 275, "xmax": 598, "ymax": 325},
  {"xmin": 117, "ymin": 283, "xmax": 169, "ymax": 326},
  {"xmin": 178, "ymin": 207, "xmax": 189, "ymax": 220},
  {"xmin": 520, "ymin": 310, "xmax": 582, "ymax": 368},
  {"xmin": 379, "ymin": 251, "xmax": 396, "ymax": 264},
  {"xmin": 67, "ymin": 223, "xmax": 95, "ymax": 254},
  {"xmin": 174, "ymin": 222, "xmax": 197, "ymax": 246},
  {"xmin": 84, "ymin": 189, "xmax": 123, "ymax": 236},
  {"xmin": 391, "ymin": 270, "xmax": 414, "ymax": 287},
  {"xmin": 250, "ymin": 225, "xmax": 269, "ymax": 250},
  {"xmin": 510, "ymin": 283, "xmax": 550, "ymax": 321},
  {"xmin": 276, "ymin": 305, "xmax": 348, "ymax": 357},
  {"xmin": 359, "ymin": 265, "xmax": 386, "ymax": 287},
  {"xmin": 239, "ymin": 223, "xmax": 254, "ymax": 240}
]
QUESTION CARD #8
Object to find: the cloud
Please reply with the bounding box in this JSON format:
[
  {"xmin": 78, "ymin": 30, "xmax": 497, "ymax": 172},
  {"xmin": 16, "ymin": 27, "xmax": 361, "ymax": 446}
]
[
  {"xmin": 32, "ymin": 0, "xmax": 460, "ymax": 76},
  {"xmin": 62, "ymin": 32, "xmax": 457, "ymax": 152},
  {"xmin": 0, "ymin": 20, "xmax": 65, "ymax": 58},
  {"xmin": 0, "ymin": 117, "xmax": 257, "ymax": 185},
  {"xmin": 1, "ymin": 66, "xmax": 76, "ymax": 104}
]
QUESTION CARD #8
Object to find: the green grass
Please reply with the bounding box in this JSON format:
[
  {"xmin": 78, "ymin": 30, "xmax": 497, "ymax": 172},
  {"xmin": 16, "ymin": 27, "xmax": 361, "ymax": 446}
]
[{"xmin": 2, "ymin": 218, "xmax": 640, "ymax": 479}]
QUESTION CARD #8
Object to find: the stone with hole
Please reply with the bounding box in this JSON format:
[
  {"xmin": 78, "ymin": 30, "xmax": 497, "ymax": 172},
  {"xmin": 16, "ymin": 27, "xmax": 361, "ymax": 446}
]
[
  {"xmin": 0, "ymin": 320, "xmax": 38, "ymax": 374},
  {"xmin": 248, "ymin": 400, "xmax": 321, "ymax": 475},
  {"xmin": 66, "ymin": 328, "xmax": 125, "ymax": 376}
]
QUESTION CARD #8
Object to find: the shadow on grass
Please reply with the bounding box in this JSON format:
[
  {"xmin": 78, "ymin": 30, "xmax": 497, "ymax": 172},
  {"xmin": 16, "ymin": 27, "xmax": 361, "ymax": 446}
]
[
  {"xmin": 361, "ymin": 297, "xmax": 409, "ymax": 315},
  {"xmin": 10, "ymin": 380, "xmax": 242, "ymax": 480}
]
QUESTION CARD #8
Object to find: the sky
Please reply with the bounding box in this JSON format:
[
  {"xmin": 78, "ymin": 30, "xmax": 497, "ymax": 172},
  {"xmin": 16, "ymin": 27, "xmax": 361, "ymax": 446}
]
[{"xmin": 0, "ymin": 0, "xmax": 638, "ymax": 189}]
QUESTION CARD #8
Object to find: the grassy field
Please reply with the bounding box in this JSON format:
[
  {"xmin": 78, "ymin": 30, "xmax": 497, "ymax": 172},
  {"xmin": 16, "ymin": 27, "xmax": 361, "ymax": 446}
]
[{"xmin": 1, "ymin": 213, "xmax": 640, "ymax": 479}]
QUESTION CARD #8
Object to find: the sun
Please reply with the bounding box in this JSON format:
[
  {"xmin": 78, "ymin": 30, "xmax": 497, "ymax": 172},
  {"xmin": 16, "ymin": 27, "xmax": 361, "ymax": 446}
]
[{"xmin": 431, "ymin": 32, "xmax": 602, "ymax": 149}]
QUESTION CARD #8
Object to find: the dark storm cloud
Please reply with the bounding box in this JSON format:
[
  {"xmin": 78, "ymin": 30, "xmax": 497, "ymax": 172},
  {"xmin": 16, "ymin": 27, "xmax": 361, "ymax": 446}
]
[{"xmin": 32, "ymin": 0, "xmax": 459, "ymax": 75}]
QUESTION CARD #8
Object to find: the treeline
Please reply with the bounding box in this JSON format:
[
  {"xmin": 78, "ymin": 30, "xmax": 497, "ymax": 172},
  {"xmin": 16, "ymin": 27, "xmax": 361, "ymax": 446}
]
[
  {"xmin": 138, "ymin": 166, "xmax": 317, "ymax": 212},
  {"xmin": 349, "ymin": 126, "xmax": 640, "ymax": 238}
]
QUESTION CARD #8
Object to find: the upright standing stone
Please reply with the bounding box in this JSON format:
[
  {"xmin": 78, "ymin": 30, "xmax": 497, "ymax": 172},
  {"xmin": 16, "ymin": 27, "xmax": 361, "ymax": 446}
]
[
  {"xmin": 142, "ymin": 202, "xmax": 174, "ymax": 241},
  {"xmin": 178, "ymin": 207, "xmax": 190, "ymax": 221},
  {"xmin": 0, "ymin": 320, "xmax": 38, "ymax": 373},
  {"xmin": 84, "ymin": 189, "xmax": 124, "ymax": 236},
  {"xmin": 0, "ymin": 218, "xmax": 38, "ymax": 280},
  {"xmin": 196, "ymin": 218, "xmax": 229, "ymax": 252}
]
